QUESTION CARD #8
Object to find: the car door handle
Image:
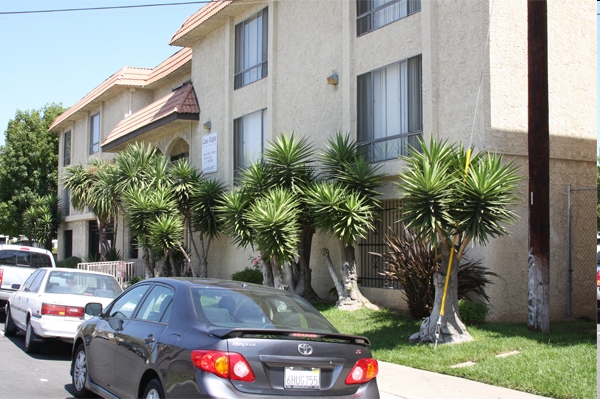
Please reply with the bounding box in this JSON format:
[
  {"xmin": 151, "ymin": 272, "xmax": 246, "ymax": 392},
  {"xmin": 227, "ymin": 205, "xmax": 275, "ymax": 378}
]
[{"xmin": 144, "ymin": 335, "xmax": 155, "ymax": 344}]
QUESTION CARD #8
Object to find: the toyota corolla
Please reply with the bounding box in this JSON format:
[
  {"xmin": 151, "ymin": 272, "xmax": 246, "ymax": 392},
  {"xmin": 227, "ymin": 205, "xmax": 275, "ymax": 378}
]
[{"xmin": 70, "ymin": 278, "xmax": 379, "ymax": 399}]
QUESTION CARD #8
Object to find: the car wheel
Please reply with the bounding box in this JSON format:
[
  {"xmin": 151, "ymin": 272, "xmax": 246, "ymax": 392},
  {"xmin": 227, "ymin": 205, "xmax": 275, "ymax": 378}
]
[
  {"xmin": 72, "ymin": 344, "xmax": 92, "ymax": 398},
  {"xmin": 143, "ymin": 378, "xmax": 164, "ymax": 399},
  {"xmin": 3, "ymin": 305, "xmax": 17, "ymax": 336},
  {"xmin": 24, "ymin": 320, "xmax": 41, "ymax": 354}
]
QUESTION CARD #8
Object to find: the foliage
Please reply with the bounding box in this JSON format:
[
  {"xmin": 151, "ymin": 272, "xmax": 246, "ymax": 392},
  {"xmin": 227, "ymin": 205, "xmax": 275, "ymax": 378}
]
[
  {"xmin": 23, "ymin": 193, "xmax": 62, "ymax": 250},
  {"xmin": 316, "ymin": 304, "xmax": 595, "ymax": 399},
  {"xmin": 231, "ymin": 267, "xmax": 264, "ymax": 284},
  {"xmin": 597, "ymin": 154, "xmax": 600, "ymax": 232},
  {"xmin": 56, "ymin": 256, "xmax": 82, "ymax": 269},
  {"xmin": 104, "ymin": 247, "xmax": 122, "ymax": 261},
  {"xmin": 377, "ymin": 228, "xmax": 499, "ymax": 320},
  {"xmin": 397, "ymin": 137, "xmax": 521, "ymax": 251},
  {"xmin": 377, "ymin": 228, "xmax": 439, "ymax": 319},
  {"xmin": 458, "ymin": 299, "xmax": 489, "ymax": 325},
  {"xmin": 0, "ymin": 104, "xmax": 66, "ymax": 237}
]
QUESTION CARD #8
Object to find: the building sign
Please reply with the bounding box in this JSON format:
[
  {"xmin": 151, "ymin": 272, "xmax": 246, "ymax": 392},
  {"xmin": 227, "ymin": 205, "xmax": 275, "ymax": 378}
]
[{"xmin": 202, "ymin": 132, "xmax": 217, "ymax": 173}]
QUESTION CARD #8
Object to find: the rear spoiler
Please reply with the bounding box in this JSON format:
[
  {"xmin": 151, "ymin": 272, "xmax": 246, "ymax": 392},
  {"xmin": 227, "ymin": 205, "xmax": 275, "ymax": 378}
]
[{"xmin": 207, "ymin": 327, "xmax": 371, "ymax": 346}]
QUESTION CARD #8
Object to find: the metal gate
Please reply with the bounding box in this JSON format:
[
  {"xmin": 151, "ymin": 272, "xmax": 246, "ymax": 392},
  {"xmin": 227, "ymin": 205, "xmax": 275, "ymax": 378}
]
[
  {"xmin": 567, "ymin": 185, "xmax": 597, "ymax": 317},
  {"xmin": 358, "ymin": 199, "xmax": 403, "ymax": 289}
]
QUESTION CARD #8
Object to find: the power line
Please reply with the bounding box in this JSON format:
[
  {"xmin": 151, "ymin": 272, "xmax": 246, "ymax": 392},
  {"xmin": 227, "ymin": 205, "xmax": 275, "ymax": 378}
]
[{"xmin": 0, "ymin": 1, "xmax": 215, "ymax": 15}]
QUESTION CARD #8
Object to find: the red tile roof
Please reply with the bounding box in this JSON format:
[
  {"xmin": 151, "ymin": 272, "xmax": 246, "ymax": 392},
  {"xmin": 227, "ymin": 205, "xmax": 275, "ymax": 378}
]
[
  {"xmin": 49, "ymin": 48, "xmax": 192, "ymax": 131},
  {"xmin": 170, "ymin": 0, "xmax": 235, "ymax": 46},
  {"xmin": 102, "ymin": 83, "xmax": 199, "ymax": 151}
]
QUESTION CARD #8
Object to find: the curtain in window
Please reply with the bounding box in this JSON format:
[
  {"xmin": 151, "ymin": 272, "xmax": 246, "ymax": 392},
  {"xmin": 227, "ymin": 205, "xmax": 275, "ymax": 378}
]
[
  {"xmin": 244, "ymin": 14, "xmax": 261, "ymax": 85},
  {"xmin": 234, "ymin": 110, "xmax": 267, "ymax": 177},
  {"xmin": 90, "ymin": 114, "xmax": 100, "ymax": 154},
  {"xmin": 373, "ymin": 0, "xmax": 407, "ymax": 30}
]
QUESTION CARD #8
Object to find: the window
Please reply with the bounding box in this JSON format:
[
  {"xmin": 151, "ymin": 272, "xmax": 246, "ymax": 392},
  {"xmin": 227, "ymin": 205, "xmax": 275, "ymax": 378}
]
[
  {"xmin": 63, "ymin": 130, "xmax": 71, "ymax": 166},
  {"xmin": 62, "ymin": 188, "xmax": 70, "ymax": 217},
  {"xmin": 234, "ymin": 109, "xmax": 267, "ymax": 179},
  {"xmin": 357, "ymin": 55, "xmax": 422, "ymax": 162},
  {"xmin": 90, "ymin": 113, "xmax": 100, "ymax": 154},
  {"xmin": 108, "ymin": 284, "xmax": 151, "ymax": 318},
  {"xmin": 136, "ymin": 285, "xmax": 174, "ymax": 323},
  {"xmin": 357, "ymin": 0, "xmax": 421, "ymax": 36},
  {"xmin": 234, "ymin": 8, "xmax": 268, "ymax": 89}
]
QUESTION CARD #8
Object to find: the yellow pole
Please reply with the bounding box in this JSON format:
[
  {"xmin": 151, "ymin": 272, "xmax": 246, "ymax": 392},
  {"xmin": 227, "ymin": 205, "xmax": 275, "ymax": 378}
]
[{"xmin": 435, "ymin": 148, "xmax": 472, "ymax": 348}]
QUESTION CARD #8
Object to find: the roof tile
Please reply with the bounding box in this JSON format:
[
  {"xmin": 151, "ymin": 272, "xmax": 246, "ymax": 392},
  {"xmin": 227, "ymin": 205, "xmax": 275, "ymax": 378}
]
[{"xmin": 169, "ymin": 0, "xmax": 235, "ymax": 45}]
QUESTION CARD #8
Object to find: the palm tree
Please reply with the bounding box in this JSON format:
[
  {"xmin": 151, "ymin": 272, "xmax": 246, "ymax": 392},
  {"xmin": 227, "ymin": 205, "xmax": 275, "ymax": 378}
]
[
  {"xmin": 189, "ymin": 178, "xmax": 226, "ymax": 277},
  {"xmin": 396, "ymin": 137, "xmax": 520, "ymax": 344},
  {"xmin": 62, "ymin": 158, "xmax": 119, "ymax": 260},
  {"xmin": 309, "ymin": 133, "xmax": 384, "ymax": 310},
  {"xmin": 23, "ymin": 193, "xmax": 62, "ymax": 250},
  {"xmin": 218, "ymin": 134, "xmax": 320, "ymax": 299}
]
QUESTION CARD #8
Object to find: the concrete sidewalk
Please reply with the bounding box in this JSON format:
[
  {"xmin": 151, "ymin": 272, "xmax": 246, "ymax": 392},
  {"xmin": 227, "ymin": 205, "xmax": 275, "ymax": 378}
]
[{"xmin": 377, "ymin": 361, "xmax": 552, "ymax": 399}]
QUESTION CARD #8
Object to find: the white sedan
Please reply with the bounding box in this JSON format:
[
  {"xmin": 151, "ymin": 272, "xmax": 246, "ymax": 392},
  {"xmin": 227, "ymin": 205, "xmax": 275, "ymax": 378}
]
[{"xmin": 3, "ymin": 267, "xmax": 123, "ymax": 353}]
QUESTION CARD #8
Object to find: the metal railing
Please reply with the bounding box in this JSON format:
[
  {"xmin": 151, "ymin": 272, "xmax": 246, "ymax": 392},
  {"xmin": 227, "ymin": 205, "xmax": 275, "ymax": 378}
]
[{"xmin": 77, "ymin": 261, "xmax": 144, "ymax": 286}]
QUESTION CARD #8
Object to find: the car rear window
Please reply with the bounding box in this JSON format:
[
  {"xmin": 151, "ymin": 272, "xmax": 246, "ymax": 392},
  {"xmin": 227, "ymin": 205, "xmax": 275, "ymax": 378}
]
[
  {"xmin": 191, "ymin": 287, "xmax": 337, "ymax": 333},
  {"xmin": 0, "ymin": 249, "xmax": 52, "ymax": 268},
  {"xmin": 45, "ymin": 271, "xmax": 122, "ymax": 297}
]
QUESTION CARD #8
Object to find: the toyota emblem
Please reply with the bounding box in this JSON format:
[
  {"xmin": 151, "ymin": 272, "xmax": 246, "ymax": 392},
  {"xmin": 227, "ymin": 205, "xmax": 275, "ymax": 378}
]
[{"xmin": 298, "ymin": 343, "xmax": 313, "ymax": 355}]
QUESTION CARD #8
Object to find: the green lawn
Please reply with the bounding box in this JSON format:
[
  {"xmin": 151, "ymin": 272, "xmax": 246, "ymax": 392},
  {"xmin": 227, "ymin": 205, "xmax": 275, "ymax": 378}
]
[{"xmin": 316, "ymin": 303, "xmax": 596, "ymax": 399}]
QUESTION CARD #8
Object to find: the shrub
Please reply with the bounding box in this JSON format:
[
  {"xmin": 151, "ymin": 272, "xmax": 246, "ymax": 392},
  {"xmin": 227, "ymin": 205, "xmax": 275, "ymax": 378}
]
[
  {"xmin": 232, "ymin": 267, "xmax": 263, "ymax": 284},
  {"xmin": 376, "ymin": 228, "xmax": 439, "ymax": 320},
  {"xmin": 56, "ymin": 256, "xmax": 82, "ymax": 269},
  {"xmin": 376, "ymin": 228, "xmax": 498, "ymax": 320},
  {"xmin": 458, "ymin": 299, "xmax": 489, "ymax": 325}
]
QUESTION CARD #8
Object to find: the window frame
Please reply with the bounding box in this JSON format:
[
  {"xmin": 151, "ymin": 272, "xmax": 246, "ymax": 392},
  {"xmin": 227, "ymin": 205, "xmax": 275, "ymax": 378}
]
[
  {"xmin": 89, "ymin": 113, "xmax": 100, "ymax": 154},
  {"xmin": 234, "ymin": 7, "xmax": 269, "ymax": 89},
  {"xmin": 233, "ymin": 109, "xmax": 268, "ymax": 179},
  {"xmin": 356, "ymin": 0, "xmax": 421, "ymax": 37},
  {"xmin": 357, "ymin": 55, "xmax": 423, "ymax": 162},
  {"xmin": 63, "ymin": 130, "xmax": 71, "ymax": 166}
]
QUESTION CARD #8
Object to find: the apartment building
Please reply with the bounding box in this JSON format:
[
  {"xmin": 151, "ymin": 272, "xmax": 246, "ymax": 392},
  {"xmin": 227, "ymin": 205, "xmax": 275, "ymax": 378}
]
[{"xmin": 49, "ymin": 0, "xmax": 596, "ymax": 321}]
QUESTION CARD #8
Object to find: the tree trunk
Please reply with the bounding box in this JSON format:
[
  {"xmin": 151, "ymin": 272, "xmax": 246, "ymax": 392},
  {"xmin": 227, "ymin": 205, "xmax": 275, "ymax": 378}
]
[
  {"xmin": 198, "ymin": 236, "xmax": 208, "ymax": 278},
  {"xmin": 143, "ymin": 249, "xmax": 153, "ymax": 279},
  {"xmin": 323, "ymin": 248, "xmax": 344, "ymax": 297},
  {"xmin": 271, "ymin": 257, "xmax": 284, "ymax": 289},
  {"xmin": 186, "ymin": 219, "xmax": 199, "ymax": 277},
  {"xmin": 98, "ymin": 218, "xmax": 107, "ymax": 261},
  {"xmin": 291, "ymin": 225, "xmax": 320, "ymax": 303},
  {"xmin": 262, "ymin": 255, "xmax": 274, "ymax": 287},
  {"xmin": 335, "ymin": 242, "xmax": 379, "ymax": 311},
  {"xmin": 410, "ymin": 247, "xmax": 473, "ymax": 345},
  {"xmin": 169, "ymin": 249, "xmax": 181, "ymax": 277}
]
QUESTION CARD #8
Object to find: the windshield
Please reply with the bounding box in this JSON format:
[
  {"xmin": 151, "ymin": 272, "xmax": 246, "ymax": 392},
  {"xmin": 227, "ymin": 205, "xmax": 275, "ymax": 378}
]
[
  {"xmin": 45, "ymin": 271, "xmax": 123, "ymax": 298},
  {"xmin": 191, "ymin": 287, "xmax": 337, "ymax": 333}
]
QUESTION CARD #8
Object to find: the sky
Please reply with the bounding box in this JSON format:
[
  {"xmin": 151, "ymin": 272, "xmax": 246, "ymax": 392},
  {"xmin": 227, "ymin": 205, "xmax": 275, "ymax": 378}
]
[
  {"xmin": 0, "ymin": 2, "xmax": 598, "ymax": 151},
  {"xmin": 0, "ymin": 0, "xmax": 208, "ymax": 146}
]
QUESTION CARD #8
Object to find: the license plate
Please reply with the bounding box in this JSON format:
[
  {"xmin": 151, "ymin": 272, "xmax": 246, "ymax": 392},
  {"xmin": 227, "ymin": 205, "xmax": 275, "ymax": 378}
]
[{"xmin": 284, "ymin": 367, "xmax": 320, "ymax": 389}]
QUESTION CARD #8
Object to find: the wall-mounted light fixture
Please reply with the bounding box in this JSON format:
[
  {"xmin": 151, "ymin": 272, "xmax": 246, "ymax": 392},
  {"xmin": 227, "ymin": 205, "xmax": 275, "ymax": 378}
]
[
  {"xmin": 327, "ymin": 73, "xmax": 339, "ymax": 85},
  {"xmin": 203, "ymin": 121, "xmax": 211, "ymax": 130}
]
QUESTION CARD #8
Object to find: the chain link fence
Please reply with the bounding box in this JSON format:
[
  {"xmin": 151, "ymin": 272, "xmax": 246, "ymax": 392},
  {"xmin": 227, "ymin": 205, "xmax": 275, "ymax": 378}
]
[{"xmin": 568, "ymin": 185, "xmax": 597, "ymax": 318}]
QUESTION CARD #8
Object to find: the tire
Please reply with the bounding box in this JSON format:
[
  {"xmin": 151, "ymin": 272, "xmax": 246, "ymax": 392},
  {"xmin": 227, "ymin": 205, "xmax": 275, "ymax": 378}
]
[
  {"xmin": 3, "ymin": 305, "xmax": 17, "ymax": 336},
  {"xmin": 143, "ymin": 378, "xmax": 164, "ymax": 399},
  {"xmin": 24, "ymin": 320, "xmax": 42, "ymax": 354},
  {"xmin": 72, "ymin": 344, "xmax": 92, "ymax": 398}
]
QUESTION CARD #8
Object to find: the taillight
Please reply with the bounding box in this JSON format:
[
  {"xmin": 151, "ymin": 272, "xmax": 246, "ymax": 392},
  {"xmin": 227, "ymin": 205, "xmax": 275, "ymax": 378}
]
[
  {"xmin": 191, "ymin": 350, "xmax": 255, "ymax": 382},
  {"xmin": 41, "ymin": 303, "xmax": 84, "ymax": 318},
  {"xmin": 597, "ymin": 270, "xmax": 600, "ymax": 287},
  {"xmin": 345, "ymin": 358, "xmax": 378, "ymax": 385},
  {"xmin": 0, "ymin": 268, "xmax": 3, "ymax": 286}
]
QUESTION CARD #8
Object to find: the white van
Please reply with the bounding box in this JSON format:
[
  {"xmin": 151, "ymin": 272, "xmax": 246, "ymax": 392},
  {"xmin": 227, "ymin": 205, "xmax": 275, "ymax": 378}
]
[{"xmin": 0, "ymin": 245, "xmax": 56, "ymax": 306}]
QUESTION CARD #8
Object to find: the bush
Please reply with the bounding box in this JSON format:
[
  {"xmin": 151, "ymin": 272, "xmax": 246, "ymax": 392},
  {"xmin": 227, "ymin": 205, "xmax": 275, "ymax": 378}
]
[
  {"xmin": 232, "ymin": 267, "xmax": 263, "ymax": 284},
  {"xmin": 458, "ymin": 299, "xmax": 489, "ymax": 325},
  {"xmin": 56, "ymin": 256, "xmax": 82, "ymax": 269},
  {"xmin": 376, "ymin": 228, "xmax": 498, "ymax": 320}
]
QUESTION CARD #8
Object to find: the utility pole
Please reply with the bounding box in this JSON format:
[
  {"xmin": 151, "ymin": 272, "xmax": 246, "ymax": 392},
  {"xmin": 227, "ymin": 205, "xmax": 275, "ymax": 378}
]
[{"xmin": 527, "ymin": 0, "xmax": 550, "ymax": 332}]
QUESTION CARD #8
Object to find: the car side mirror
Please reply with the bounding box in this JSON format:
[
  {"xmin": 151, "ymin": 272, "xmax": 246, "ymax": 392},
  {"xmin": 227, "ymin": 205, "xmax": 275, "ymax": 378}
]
[
  {"xmin": 11, "ymin": 284, "xmax": 20, "ymax": 290},
  {"xmin": 85, "ymin": 303, "xmax": 103, "ymax": 317}
]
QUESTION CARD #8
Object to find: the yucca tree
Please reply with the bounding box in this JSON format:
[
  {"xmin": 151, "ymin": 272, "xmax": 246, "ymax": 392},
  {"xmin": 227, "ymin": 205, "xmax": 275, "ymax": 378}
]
[
  {"xmin": 397, "ymin": 137, "xmax": 520, "ymax": 344},
  {"xmin": 218, "ymin": 134, "xmax": 320, "ymax": 299},
  {"xmin": 310, "ymin": 133, "xmax": 384, "ymax": 310},
  {"xmin": 62, "ymin": 158, "xmax": 119, "ymax": 260},
  {"xmin": 189, "ymin": 178, "xmax": 226, "ymax": 277},
  {"xmin": 23, "ymin": 193, "xmax": 62, "ymax": 250},
  {"xmin": 246, "ymin": 187, "xmax": 301, "ymax": 288},
  {"xmin": 123, "ymin": 185, "xmax": 184, "ymax": 277}
]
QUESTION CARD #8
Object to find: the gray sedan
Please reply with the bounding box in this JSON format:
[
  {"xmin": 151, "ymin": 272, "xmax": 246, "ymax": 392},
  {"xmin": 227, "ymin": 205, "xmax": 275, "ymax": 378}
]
[{"xmin": 71, "ymin": 278, "xmax": 380, "ymax": 398}]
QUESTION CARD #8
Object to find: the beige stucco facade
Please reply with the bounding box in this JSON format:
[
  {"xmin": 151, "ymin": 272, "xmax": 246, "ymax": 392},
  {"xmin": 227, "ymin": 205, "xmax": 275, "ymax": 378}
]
[{"xmin": 51, "ymin": 0, "xmax": 596, "ymax": 322}]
